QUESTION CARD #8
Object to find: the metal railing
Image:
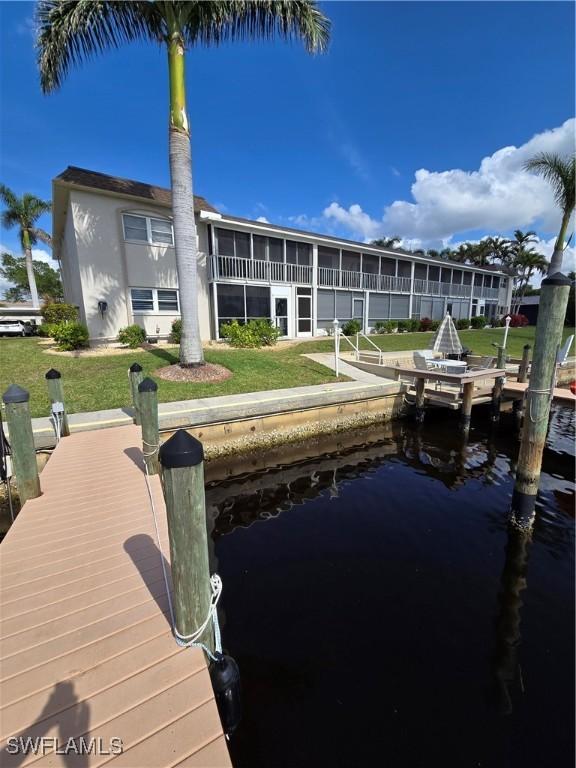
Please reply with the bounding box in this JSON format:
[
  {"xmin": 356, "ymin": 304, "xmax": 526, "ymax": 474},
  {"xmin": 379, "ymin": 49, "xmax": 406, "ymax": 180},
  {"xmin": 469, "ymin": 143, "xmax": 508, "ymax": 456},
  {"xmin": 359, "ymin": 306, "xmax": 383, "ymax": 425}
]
[
  {"xmin": 317, "ymin": 268, "xmax": 412, "ymax": 293},
  {"xmin": 209, "ymin": 254, "xmax": 313, "ymax": 285},
  {"xmin": 209, "ymin": 254, "xmax": 501, "ymax": 300},
  {"xmin": 413, "ymin": 278, "xmax": 473, "ymax": 298}
]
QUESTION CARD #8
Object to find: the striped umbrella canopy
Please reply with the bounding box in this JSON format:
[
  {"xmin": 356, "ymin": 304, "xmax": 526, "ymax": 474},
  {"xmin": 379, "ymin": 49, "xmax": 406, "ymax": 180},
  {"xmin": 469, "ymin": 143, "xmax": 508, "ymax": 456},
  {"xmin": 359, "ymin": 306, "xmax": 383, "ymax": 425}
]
[{"xmin": 429, "ymin": 313, "xmax": 463, "ymax": 355}]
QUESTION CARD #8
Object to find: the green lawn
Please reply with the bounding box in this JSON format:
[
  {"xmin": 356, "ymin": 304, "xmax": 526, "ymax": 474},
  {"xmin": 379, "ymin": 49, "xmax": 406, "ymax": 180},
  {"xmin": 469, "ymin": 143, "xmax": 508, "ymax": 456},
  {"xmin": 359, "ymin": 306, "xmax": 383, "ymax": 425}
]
[
  {"xmin": 295, "ymin": 325, "xmax": 575, "ymax": 358},
  {"xmin": 0, "ymin": 339, "xmax": 343, "ymax": 418},
  {"xmin": 0, "ymin": 326, "xmax": 573, "ymax": 418}
]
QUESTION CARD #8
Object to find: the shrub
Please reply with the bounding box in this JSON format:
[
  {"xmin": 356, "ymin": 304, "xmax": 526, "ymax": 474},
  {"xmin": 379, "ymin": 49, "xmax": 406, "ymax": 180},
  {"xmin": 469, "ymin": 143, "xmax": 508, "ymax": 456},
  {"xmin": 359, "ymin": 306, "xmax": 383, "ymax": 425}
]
[
  {"xmin": 455, "ymin": 318, "xmax": 470, "ymax": 330},
  {"xmin": 220, "ymin": 319, "xmax": 281, "ymax": 348},
  {"xmin": 509, "ymin": 313, "xmax": 529, "ymax": 327},
  {"xmin": 396, "ymin": 319, "xmax": 411, "ymax": 333},
  {"xmin": 117, "ymin": 324, "xmax": 147, "ymax": 348},
  {"xmin": 53, "ymin": 321, "xmax": 89, "ymax": 351},
  {"xmin": 169, "ymin": 318, "xmax": 182, "ymax": 344},
  {"xmin": 430, "ymin": 320, "xmax": 441, "ymax": 332},
  {"xmin": 419, "ymin": 317, "xmax": 433, "ymax": 332},
  {"xmin": 374, "ymin": 320, "xmax": 397, "ymax": 334},
  {"xmin": 38, "ymin": 322, "xmax": 61, "ymax": 338},
  {"xmin": 342, "ymin": 319, "xmax": 362, "ymax": 336},
  {"xmin": 407, "ymin": 319, "xmax": 420, "ymax": 332},
  {"xmin": 470, "ymin": 315, "xmax": 488, "ymax": 329},
  {"xmin": 248, "ymin": 318, "xmax": 282, "ymax": 346},
  {"xmin": 41, "ymin": 302, "xmax": 78, "ymax": 324}
]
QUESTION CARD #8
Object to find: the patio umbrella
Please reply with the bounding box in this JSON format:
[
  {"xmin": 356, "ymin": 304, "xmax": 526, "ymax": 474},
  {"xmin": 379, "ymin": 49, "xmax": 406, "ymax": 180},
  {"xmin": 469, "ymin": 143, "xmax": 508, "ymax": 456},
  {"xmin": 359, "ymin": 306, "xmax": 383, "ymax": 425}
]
[{"xmin": 429, "ymin": 313, "xmax": 463, "ymax": 356}]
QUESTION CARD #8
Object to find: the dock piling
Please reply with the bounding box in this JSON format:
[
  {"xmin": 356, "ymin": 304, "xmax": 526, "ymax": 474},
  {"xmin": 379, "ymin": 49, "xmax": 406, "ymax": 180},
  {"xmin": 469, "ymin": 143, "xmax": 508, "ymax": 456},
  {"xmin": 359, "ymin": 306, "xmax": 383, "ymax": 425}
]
[
  {"xmin": 45, "ymin": 369, "xmax": 70, "ymax": 437},
  {"xmin": 414, "ymin": 377, "xmax": 426, "ymax": 423},
  {"xmin": 2, "ymin": 385, "xmax": 40, "ymax": 504},
  {"xmin": 461, "ymin": 381, "xmax": 474, "ymax": 432},
  {"xmin": 491, "ymin": 346, "xmax": 507, "ymax": 423},
  {"xmin": 511, "ymin": 273, "xmax": 571, "ymax": 528},
  {"xmin": 513, "ymin": 345, "xmax": 531, "ymax": 430},
  {"xmin": 138, "ymin": 377, "xmax": 159, "ymax": 475},
  {"xmin": 128, "ymin": 363, "xmax": 144, "ymax": 425},
  {"xmin": 159, "ymin": 430, "xmax": 214, "ymax": 655}
]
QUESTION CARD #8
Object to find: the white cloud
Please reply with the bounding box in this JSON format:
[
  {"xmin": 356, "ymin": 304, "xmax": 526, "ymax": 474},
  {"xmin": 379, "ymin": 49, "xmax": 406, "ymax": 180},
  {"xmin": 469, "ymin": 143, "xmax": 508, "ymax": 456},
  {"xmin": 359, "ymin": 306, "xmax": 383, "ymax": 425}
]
[
  {"xmin": 529, "ymin": 237, "xmax": 576, "ymax": 285},
  {"xmin": 322, "ymin": 202, "xmax": 382, "ymax": 241},
  {"xmin": 255, "ymin": 216, "xmax": 269, "ymax": 224},
  {"xmin": 322, "ymin": 119, "xmax": 575, "ymax": 249}
]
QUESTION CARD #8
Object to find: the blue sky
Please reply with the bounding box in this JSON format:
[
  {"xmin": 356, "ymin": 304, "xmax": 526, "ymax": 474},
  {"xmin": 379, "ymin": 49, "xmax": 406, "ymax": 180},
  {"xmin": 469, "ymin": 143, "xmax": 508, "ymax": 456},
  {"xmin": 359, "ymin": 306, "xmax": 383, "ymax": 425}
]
[{"xmin": 1, "ymin": 1, "xmax": 575, "ymax": 280}]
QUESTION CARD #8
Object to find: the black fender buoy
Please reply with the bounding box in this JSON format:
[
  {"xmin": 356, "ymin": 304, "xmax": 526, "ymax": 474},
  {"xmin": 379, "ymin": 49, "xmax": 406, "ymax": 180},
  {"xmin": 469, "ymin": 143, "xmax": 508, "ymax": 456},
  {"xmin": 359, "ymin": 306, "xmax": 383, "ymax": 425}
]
[{"xmin": 209, "ymin": 652, "xmax": 242, "ymax": 737}]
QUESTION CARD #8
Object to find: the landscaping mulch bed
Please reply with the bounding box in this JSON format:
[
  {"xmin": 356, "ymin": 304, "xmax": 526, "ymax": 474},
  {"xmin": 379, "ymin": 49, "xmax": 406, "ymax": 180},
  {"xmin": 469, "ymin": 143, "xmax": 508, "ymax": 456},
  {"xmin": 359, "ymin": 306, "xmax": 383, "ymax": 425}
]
[{"xmin": 155, "ymin": 362, "xmax": 232, "ymax": 383}]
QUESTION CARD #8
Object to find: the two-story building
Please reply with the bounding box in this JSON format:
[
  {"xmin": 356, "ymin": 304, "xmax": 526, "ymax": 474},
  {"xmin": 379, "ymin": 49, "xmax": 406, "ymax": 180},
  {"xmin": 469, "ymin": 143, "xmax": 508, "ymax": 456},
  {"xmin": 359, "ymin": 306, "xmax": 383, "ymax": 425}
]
[{"xmin": 52, "ymin": 167, "xmax": 513, "ymax": 344}]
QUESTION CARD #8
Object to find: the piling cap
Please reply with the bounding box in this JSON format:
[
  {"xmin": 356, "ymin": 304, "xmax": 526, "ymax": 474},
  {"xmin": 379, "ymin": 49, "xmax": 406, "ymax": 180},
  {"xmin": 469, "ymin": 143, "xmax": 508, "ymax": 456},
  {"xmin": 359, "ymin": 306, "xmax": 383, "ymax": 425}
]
[
  {"xmin": 138, "ymin": 377, "xmax": 157, "ymax": 393},
  {"xmin": 3, "ymin": 384, "xmax": 30, "ymax": 404},
  {"xmin": 542, "ymin": 272, "xmax": 571, "ymax": 287},
  {"xmin": 159, "ymin": 429, "xmax": 204, "ymax": 468},
  {"xmin": 45, "ymin": 368, "xmax": 61, "ymax": 380},
  {"xmin": 129, "ymin": 362, "xmax": 143, "ymax": 373}
]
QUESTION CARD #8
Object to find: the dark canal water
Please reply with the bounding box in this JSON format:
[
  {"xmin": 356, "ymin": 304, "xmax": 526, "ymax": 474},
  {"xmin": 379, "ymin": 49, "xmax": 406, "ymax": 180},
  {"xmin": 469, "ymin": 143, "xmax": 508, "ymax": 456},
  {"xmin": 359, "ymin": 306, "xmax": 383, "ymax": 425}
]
[{"xmin": 206, "ymin": 405, "xmax": 575, "ymax": 768}]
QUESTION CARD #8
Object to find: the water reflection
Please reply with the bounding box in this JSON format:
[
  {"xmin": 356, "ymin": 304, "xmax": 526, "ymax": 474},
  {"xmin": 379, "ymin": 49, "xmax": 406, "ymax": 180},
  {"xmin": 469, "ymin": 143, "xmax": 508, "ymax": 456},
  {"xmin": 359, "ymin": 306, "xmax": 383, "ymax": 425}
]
[
  {"xmin": 491, "ymin": 523, "xmax": 532, "ymax": 715},
  {"xmin": 209, "ymin": 405, "xmax": 574, "ymax": 768}
]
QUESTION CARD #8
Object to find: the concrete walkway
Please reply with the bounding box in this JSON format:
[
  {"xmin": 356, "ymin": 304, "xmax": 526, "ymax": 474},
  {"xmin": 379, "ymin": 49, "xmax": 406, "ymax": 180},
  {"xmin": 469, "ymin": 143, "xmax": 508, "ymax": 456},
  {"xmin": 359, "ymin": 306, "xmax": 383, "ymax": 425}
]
[{"xmin": 303, "ymin": 353, "xmax": 398, "ymax": 385}]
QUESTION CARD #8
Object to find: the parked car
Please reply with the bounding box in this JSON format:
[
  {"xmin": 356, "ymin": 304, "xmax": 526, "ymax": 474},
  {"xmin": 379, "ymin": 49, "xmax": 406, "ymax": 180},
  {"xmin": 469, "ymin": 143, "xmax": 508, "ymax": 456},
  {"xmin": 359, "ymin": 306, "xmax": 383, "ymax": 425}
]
[{"xmin": 0, "ymin": 320, "xmax": 34, "ymax": 337}]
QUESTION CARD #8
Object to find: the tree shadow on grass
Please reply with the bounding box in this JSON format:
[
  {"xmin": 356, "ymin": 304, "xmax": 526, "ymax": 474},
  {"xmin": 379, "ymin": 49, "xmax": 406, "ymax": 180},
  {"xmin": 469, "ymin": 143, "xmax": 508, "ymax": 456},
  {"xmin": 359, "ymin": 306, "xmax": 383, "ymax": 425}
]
[{"xmin": 142, "ymin": 346, "xmax": 178, "ymax": 366}]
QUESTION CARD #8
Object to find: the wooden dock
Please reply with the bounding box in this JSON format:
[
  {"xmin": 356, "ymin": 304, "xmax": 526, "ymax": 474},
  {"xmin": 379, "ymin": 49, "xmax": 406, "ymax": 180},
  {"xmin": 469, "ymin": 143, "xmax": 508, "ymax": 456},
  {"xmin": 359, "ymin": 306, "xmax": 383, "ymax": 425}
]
[
  {"xmin": 502, "ymin": 380, "xmax": 576, "ymax": 405},
  {"xmin": 0, "ymin": 425, "xmax": 231, "ymax": 767}
]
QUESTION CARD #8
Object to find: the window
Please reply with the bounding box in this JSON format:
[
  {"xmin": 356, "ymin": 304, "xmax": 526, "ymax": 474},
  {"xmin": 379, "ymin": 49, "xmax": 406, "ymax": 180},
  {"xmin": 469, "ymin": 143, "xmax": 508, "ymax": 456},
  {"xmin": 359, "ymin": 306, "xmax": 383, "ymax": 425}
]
[
  {"xmin": 131, "ymin": 288, "xmax": 154, "ymax": 311},
  {"xmin": 131, "ymin": 288, "xmax": 178, "ymax": 313},
  {"xmin": 123, "ymin": 214, "xmax": 174, "ymax": 246},
  {"xmin": 362, "ymin": 254, "xmax": 379, "ymax": 274},
  {"xmin": 397, "ymin": 260, "xmax": 411, "ymax": 278},
  {"xmin": 157, "ymin": 289, "xmax": 178, "ymax": 311},
  {"xmin": 286, "ymin": 241, "xmax": 311, "ymax": 265},
  {"xmin": 123, "ymin": 215, "xmax": 148, "ymax": 242},
  {"xmin": 342, "ymin": 250, "xmax": 360, "ymax": 272},
  {"xmin": 150, "ymin": 218, "xmax": 173, "ymax": 245},
  {"xmin": 380, "ymin": 257, "xmax": 396, "ymax": 276},
  {"xmin": 414, "ymin": 264, "xmax": 427, "ymax": 280},
  {"xmin": 217, "ymin": 284, "xmax": 271, "ymax": 329},
  {"xmin": 318, "ymin": 246, "xmax": 339, "ymax": 269}
]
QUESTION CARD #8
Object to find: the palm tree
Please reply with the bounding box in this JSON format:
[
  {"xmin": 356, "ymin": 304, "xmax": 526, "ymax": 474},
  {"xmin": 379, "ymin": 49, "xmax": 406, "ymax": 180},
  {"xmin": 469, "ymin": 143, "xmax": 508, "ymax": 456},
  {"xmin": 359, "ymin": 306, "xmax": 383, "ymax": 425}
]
[
  {"xmin": 484, "ymin": 236, "xmax": 513, "ymax": 266},
  {"xmin": 0, "ymin": 185, "xmax": 52, "ymax": 309},
  {"xmin": 512, "ymin": 250, "xmax": 548, "ymax": 313},
  {"xmin": 523, "ymin": 153, "xmax": 575, "ymax": 275},
  {"xmin": 37, "ymin": 1, "xmax": 330, "ymax": 365},
  {"xmin": 372, "ymin": 236, "xmax": 402, "ymax": 249}
]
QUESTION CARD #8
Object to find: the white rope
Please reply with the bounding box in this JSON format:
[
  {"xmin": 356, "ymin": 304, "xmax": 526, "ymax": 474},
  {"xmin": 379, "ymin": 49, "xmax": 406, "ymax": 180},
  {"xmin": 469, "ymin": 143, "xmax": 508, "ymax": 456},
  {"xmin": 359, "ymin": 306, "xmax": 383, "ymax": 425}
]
[{"xmin": 141, "ymin": 448, "xmax": 223, "ymax": 661}]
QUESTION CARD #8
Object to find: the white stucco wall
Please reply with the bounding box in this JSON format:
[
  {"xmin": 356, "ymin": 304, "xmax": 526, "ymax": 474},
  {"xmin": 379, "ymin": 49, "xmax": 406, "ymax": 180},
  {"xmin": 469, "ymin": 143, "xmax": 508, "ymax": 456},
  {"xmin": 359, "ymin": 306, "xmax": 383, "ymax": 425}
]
[{"xmin": 64, "ymin": 190, "xmax": 211, "ymax": 342}]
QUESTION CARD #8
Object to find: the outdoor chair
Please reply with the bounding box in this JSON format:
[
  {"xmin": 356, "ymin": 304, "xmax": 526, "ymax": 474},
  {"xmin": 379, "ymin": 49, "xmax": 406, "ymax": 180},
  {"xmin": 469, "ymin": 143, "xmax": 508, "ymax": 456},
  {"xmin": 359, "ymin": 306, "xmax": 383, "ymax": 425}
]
[
  {"xmin": 557, "ymin": 335, "xmax": 574, "ymax": 366},
  {"xmin": 467, "ymin": 355, "xmax": 496, "ymax": 371},
  {"xmin": 413, "ymin": 350, "xmax": 435, "ymax": 370}
]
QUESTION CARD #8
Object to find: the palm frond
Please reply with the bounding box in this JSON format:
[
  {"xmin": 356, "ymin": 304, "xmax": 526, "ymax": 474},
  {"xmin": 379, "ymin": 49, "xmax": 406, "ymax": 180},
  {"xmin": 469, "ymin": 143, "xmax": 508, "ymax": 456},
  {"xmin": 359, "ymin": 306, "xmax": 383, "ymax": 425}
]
[
  {"xmin": 181, "ymin": 0, "xmax": 330, "ymax": 53},
  {"xmin": 33, "ymin": 227, "xmax": 53, "ymax": 246},
  {"xmin": 524, "ymin": 152, "xmax": 576, "ymax": 212},
  {"xmin": 0, "ymin": 183, "xmax": 21, "ymax": 210},
  {"xmin": 36, "ymin": 0, "xmax": 157, "ymax": 92}
]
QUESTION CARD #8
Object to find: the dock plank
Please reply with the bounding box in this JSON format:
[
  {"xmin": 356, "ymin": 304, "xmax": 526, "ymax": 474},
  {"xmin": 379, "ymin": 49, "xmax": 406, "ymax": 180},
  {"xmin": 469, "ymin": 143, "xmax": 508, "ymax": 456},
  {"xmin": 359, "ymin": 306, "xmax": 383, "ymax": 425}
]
[{"xmin": 0, "ymin": 425, "xmax": 231, "ymax": 767}]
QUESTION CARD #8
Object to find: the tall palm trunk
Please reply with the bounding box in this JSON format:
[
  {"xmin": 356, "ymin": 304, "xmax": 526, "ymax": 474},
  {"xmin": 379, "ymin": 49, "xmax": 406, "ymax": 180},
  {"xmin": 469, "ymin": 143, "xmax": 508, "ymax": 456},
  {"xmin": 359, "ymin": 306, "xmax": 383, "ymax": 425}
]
[
  {"xmin": 167, "ymin": 24, "xmax": 204, "ymax": 366},
  {"xmin": 548, "ymin": 209, "xmax": 571, "ymax": 275},
  {"xmin": 22, "ymin": 229, "xmax": 40, "ymax": 308}
]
